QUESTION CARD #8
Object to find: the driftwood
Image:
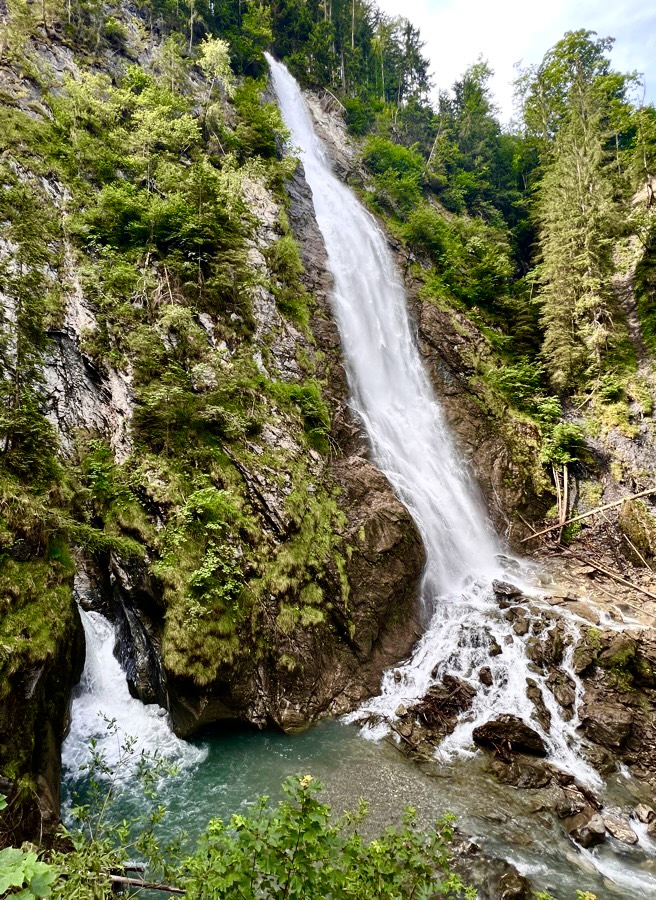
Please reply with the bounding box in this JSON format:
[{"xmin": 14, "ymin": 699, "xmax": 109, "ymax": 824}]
[
  {"xmin": 520, "ymin": 487, "xmax": 656, "ymax": 543},
  {"xmin": 110, "ymin": 874, "xmax": 185, "ymax": 894},
  {"xmin": 564, "ymin": 550, "xmax": 656, "ymax": 603}
]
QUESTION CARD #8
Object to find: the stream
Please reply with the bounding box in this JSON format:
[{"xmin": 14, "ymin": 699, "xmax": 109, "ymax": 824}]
[
  {"xmin": 63, "ymin": 616, "xmax": 656, "ymax": 899},
  {"xmin": 62, "ymin": 58, "xmax": 656, "ymax": 898}
]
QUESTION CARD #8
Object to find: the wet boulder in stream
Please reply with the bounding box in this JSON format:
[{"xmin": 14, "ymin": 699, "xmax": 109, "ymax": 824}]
[
  {"xmin": 602, "ymin": 808, "xmax": 638, "ymax": 844},
  {"xmin": 473, "ymin": 714, "xmax": 547, "ymax": 757},
  {"xmin": 566, "ymin": 809, "xmax": 606, "ymax": 848}
]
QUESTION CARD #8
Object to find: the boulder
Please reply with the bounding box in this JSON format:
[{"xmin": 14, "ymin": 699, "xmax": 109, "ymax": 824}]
[
  {"xmin": 602, "ymin": 809, "xmax": 638, "ymax": 845},
  {"xmin": 526, "ymin": 678, "xmax": 551, "ymax": 731},
  {"xmin": 472, "ymin": 715, "xmax": 547, "ymax": 757},
  {"xmin": 580, "ymin": 702, "xmax": 633, "ymax": 749},
  {"xmin": 547, "ymin": 671, "xmax": 576, "ymax": 708},
  {"xmin": 490, "ymin": 757, "xmax": 553, "ymax": 789},
  {"xmin": 555, "ymin": 790, "xmax": 587, "ymax": 819},
  {"xmin": 566, "ymin": 810, "xmax": 606, "ymax": 848},
  {"xmin": 479, "ymin": 666, "xmax": 493, "ymax": 687},
  {"xmin": 634, "ymin": 803, "xmax": 655, "ymax": 824},
  {"xmin": 493, "ymin": 580, "xmax": 524, "ymax": 607},
  {"xmin": 497, "ymin": 870, "xmax": 533, "ymax": 900}
]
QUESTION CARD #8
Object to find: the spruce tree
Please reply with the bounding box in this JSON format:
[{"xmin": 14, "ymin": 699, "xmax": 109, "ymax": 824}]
[{"xmin": 536, "ymin": 83, "xmax": 617, "ymax": 390}]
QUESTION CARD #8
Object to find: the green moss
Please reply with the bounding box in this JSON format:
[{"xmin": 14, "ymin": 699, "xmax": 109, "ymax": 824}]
[
  {"xmin": 586, "ymin": 627, "xmax": 602, "ymax": 649},
  {"xmin": 618, "ymin": 499, "xmax": 656, "ymax": 561}
]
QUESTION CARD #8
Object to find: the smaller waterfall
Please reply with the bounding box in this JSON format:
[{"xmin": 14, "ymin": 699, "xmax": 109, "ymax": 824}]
[{"xmin": 62, "ymin": 610, "xmax": 206, "ymax": 781}]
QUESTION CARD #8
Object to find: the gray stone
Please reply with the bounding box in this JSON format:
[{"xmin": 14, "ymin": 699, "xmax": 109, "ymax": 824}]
[
  {"xmin": 547, "ymin": 671, "xmax": 576, "ymax": 708},
  {"xmin": 490, "ymin": 757, "xmax": 553, "ymax": 789},
  {"xmin": 634, "ymin": 803, "xmax": 656, "ymax": 824},
  {"xmin": 580, "ymin": 702, "xmax": 633, "ymax": 749},
  {"xmin": 603, "ymin": 811, "xmax": 638, "ymax": 844}
]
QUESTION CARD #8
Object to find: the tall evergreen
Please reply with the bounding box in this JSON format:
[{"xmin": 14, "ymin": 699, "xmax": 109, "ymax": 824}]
[
  {"xmin": 524, "ymin": 32, "xmax": 635, "ymax": 391},
  {"xmin": 536, "ymin": 90, "xmax": 617, "ymax": 389}
]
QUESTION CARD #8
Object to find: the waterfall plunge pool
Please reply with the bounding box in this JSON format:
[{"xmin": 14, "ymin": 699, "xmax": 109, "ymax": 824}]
[{"xmin": 62, "ymin": 713, "xmax": 656, "ymax": 899}]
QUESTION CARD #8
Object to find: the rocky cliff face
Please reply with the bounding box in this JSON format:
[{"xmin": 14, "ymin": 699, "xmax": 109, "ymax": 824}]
[
  {"xmin": 1, "ymin": 5, "xmax": 429, "ymax": 843},
  {"xmin": 100, "ymin": 159, "xmax": 427, "ymax": 739},
  {"xmin": 0, "ymin": 579, "xmax": 84, "ymax": 846}
]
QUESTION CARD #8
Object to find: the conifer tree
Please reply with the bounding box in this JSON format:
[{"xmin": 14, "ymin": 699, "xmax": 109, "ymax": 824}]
[
  {"xmin": 525, "ymin": 32, "xmax": 633, "ymax": 391},
  {"xmin": 536, "ymin": 89, "xmax": 617, "ymax": 390}
]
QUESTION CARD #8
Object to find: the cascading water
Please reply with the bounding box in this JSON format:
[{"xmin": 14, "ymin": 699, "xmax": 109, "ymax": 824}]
[
  {"xmin": 62, "ymin": 609, "xmax": 206, "ymax": 780},
  {"xmin": 266, "ymin": 55, "xmax": 600, "ymax": 790},
  {"xmin": 57, "ymin": 58, "xmax": 656, "ymax": 899}
]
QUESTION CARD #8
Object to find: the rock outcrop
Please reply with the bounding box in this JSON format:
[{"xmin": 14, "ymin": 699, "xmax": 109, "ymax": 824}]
[
  {"xmin": 0, "ymin": 14, "xmax": 427, "ymax": 841},
  {"xmin": 0, "ymin": 594, "xmax": 84, "ymax": 846}
]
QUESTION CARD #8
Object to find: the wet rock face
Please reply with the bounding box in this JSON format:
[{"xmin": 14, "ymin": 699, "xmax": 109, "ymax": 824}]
[
  {"xmin": 410, "ymin": 299, "xmax": 548, "ymax": 541},
  {"xmin": 107, "ymin": 451, "xmax": 426, "ymax": 739},
  {"xmin": 572, "ymin": 629, "xmax": 656, "ymax": 785},
  {"xmin": 451, "ymin": 839, "xmax": 533, "ymax": 900},
  {"xmin": 472, "ymin": 715, "xmax": 548, "ymax": 757},
  {"xmin": 0, "ymin": 600, "xmax": 85, "ymax": 847}
]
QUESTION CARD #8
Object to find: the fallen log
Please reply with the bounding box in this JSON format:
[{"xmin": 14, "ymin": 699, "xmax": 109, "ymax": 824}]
[
  {"xmin": 110, "ymin": 874, "xmax": 185, "ymax": 895},
  {"xmin": 520, "ymin": 487, "xmax": 656, "ymax": 543}
]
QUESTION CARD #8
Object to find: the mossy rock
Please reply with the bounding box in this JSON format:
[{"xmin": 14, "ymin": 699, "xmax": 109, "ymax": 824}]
[{"xmin": 618, "ymin": 499, "xmax": 656, "ymax": 564}]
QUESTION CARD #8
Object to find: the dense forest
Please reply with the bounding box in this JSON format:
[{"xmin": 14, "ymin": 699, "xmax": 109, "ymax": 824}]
[{"xmin": 2, "ymin": 0, "xmax": 656, "ymax": 896}]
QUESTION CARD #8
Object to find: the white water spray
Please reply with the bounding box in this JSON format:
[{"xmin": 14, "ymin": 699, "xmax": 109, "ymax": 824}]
[
  {"xmin": 266, "ymin": 55, "xmax": 601, "ymax": 789},
  {"xmin": 62, "ymin": 610, "xmax": 206, "ymax": 781}
]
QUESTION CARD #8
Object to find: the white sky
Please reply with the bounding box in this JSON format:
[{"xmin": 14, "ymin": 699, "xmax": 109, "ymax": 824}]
[{"xmin": 375, "ymin": 0, "xmax": 656, "ymax": 122}]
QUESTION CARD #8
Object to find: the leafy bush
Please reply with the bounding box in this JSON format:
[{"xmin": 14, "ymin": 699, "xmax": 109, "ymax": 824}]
[
  {"xmin": 0, "ymin": 845, "xmax": 57, "ymax": 898},
  {"xmin": 541, "ymin": 423, "xmax": 590, "ymax": 467},
  {"xmin": 180, "ymin": 775, "xmax": 475, "ymax": 899},
  {"xmin": 343, "ymin": 97, "xmax": 379, "ymax": 135}
]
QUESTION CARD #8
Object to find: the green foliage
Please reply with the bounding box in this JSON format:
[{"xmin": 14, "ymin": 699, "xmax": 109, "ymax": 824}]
[
  {"xmin": 363, "ymin": 136, "xmax": 424, "ymax": 216},
  {"xmin": 540, "ymin": 423, "xmax": 589, "ymax": 467},
  {"xmin": 233, "ymin": 79, "xmax": 288, "ymax": 161},
  {"xmin": 266, "ymin": 234, "xmax": 313, "ymax": 328},
  {"xmin": 0, "ymin": 846, "xmax": 58, "ymax": 898},
  {"xmin": 179, "ymin": 774, "xmax": 475, "ymax": 899},
  {"xmin": 154, "ymin": 486, "xmax": 253, "ymax": 681},
  {"xmin": 49, "ymin": 720, "xmax": 182, "ymax": 899},
  {"xmin": 343, "ymin": 97, "xmax": 379, "ymax": 135},
  {"xmin": 270, "ymin": 380, "xmax": 331, "ymax": 452},
  {"xmin": 7, "ymin": 731, "xmax": 481, "ymax": 900}
]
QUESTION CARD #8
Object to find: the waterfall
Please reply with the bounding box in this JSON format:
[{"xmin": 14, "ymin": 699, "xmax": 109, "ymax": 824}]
[
  {"xmin": 62, "ymin": 609, "xmax": 206, "ymax": 781},
  {"xmin": 266, "ymin": 55, "xmax": 600, "ymax": 790}
]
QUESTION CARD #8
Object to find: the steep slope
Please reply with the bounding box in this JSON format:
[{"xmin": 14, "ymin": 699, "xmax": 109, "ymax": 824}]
[{"xmin": 0, "ymin": 2, "xmax": 424, "ymax": 842}]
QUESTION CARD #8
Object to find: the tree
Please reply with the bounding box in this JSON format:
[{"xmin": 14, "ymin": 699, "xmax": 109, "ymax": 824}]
[
  {"xmin": 517, "ymin": 30, "xmax": 616, "ymax": 144},
  {"xmin": 531, "ymin": 42, "xmax": 619, "ymax": 390},
  {"xmin": 198, "ymin": 34, "xmax": 236, "ymax": 100}
]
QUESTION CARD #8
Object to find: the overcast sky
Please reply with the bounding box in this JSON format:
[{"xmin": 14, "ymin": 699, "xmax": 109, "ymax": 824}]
[{"xmin": 375, "ymin": 0, "xmax": 656, "ymax": 122}]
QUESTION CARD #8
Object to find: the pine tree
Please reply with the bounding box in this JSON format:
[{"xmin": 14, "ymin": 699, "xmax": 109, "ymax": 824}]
[{"xmin": 535, "ymin": 82, "xmax": 617, "ymax": 390}]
